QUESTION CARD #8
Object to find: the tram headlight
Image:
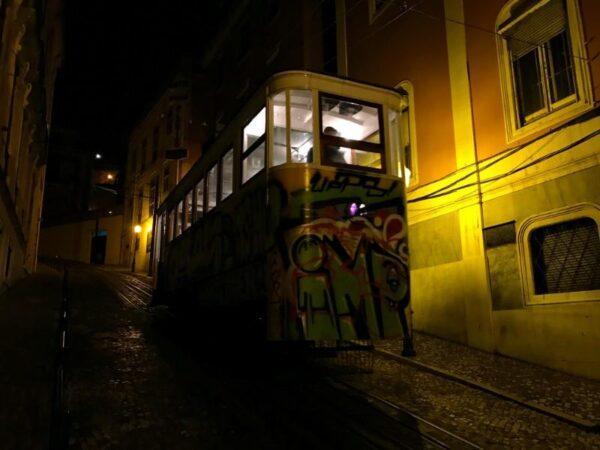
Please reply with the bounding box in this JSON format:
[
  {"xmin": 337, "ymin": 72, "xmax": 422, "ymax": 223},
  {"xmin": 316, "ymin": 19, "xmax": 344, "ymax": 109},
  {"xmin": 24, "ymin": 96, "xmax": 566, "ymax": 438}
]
[{"xmin": 134, "ymin": 224, "xmax": 142, "ymax": 234}]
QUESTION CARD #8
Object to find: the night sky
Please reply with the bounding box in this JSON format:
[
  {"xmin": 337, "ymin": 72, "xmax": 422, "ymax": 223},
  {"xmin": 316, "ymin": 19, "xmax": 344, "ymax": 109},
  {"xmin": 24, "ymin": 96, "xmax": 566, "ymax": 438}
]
[{"xmin": 52, "ymin": 0, "xmax": 231, "ymax": 165}]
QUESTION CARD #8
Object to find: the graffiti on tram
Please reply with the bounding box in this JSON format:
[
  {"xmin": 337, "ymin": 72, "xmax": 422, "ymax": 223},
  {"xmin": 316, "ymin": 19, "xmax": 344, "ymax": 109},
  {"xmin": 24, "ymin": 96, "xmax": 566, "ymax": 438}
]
[
  {"xmin": 267, "ymin": 169, "xmax": 412, "ymax": 343},
  {"xmin": 162, "ymin": 167, "xmax": 412, "ymax": 344}
]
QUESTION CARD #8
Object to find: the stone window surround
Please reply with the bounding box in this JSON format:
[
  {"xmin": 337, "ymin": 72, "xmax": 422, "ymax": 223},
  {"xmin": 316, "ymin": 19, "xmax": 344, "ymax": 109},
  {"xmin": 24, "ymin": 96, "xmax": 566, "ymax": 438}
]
[
  {"xmin": 516, "ymin": 202, "xmax": 600, "ymax": 306},
  {"xmin": 496, "ymin": 0, "xmax": 593, "ymax": 144}
]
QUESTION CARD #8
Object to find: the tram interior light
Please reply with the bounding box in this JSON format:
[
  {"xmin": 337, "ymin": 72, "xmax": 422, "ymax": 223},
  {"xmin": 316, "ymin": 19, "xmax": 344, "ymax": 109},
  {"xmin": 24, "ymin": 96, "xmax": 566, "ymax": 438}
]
[
  {"xmin": 243, "ymin": 107, "xmax": 266, "ymax": 147},
  {"xmin": 324, "ymin": 117, "xmax": 365, "ymax": 141},
  {"xmin": 404, "ymin": 166, "xmax": 412, "ymax": 187},
  {"xmin": 297, "ymin": 140, "xmax": 312, "ymax": 158}
]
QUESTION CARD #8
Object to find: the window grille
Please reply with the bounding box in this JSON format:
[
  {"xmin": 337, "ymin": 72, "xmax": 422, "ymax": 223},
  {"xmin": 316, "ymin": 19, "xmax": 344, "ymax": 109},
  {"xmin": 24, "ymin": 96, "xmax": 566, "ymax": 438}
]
[{"xmin": 529, "ymin": 218, "xmax": 600, "ymax": 294}]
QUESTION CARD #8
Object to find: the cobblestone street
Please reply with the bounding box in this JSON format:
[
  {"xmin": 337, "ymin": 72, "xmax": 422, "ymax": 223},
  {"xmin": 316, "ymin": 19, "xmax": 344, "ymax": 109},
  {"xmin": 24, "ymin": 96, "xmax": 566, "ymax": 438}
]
[
  {"xmin": 62, "ymin": 265, "xmax": 434, "ymax": 449},
  {"xmin": 64, "ymin": 265, "xmax": 600, "ymax": 449},
  {"xmin": 2, "ymin": 263, "xmax": 599, "ymax": 449}
]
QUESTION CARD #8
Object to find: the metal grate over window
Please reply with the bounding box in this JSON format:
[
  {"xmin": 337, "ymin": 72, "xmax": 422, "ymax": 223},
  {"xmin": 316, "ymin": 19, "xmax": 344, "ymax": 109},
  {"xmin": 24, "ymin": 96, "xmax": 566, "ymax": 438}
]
[{"xmin": 530, "ymin": 218, "xmax": 600, "ymax": 295}]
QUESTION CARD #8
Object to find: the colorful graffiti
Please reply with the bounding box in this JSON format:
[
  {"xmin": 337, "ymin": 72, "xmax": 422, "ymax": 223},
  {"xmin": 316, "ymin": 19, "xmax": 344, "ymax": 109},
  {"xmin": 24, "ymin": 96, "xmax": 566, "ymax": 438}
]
[
  {"xmin": 267, "ymin": 168, "xmax": 415, "ymax": 354},
  {"xmin": 159, "ymin": 165, "xmax": 414, "ymax": 354}
]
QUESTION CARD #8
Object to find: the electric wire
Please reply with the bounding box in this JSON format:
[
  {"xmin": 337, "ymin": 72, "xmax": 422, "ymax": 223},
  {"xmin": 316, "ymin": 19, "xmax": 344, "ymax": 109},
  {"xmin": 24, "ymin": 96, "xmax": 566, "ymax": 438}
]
[
  {"xmin": 408, "ymin": 126, "xmax": 600, "ymax": 205},
  {"xmin": 410, "ymin": 4, "xmax": 594, "ymax": 64}
]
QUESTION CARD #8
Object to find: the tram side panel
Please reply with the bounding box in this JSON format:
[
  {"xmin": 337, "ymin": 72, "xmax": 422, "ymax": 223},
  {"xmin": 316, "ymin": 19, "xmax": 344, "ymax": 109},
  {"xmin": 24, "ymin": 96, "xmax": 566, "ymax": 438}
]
[
  {"xmin": 163, "ymin": 175, "xmax": 269, "ymax": 332},
  {"xmin": 266, "ymin": 165, "xmax": 411, "ymax": 342},
  {"xmin": 161, "ymin": 165, "xmax": 412, "ymax": 343}
]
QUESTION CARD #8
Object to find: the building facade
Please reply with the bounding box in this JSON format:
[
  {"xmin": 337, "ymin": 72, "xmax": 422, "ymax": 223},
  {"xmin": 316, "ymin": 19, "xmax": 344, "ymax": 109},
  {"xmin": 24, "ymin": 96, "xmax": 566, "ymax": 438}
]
[
  {"xmin": 123, "ymin": 0, "xmax": 327, "ymax": 274},
  {"xmin": 39, "ymin": 210, "xmax": 123, "ymax": 266},
  {"xmin": 128, "ymin": 0, "xmax": 599, "ymax": 378},
  {"xmin": 0, "ymin": 0, "xmax": 63, "ymax": 291},
  {"xmin": 338, "ymin": 0, "xmax": 599, "ymax": 378},
  {"xmin": 122, "ymin": 75, "xmax": 198, "ymax": 273}
]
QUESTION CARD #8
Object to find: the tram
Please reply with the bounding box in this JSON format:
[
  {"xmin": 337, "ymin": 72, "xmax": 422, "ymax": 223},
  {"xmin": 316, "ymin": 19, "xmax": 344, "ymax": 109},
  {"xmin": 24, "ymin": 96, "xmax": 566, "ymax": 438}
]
[{"xmin": 152, "ymin": 71, "xmax": 414, "ymax": 353}]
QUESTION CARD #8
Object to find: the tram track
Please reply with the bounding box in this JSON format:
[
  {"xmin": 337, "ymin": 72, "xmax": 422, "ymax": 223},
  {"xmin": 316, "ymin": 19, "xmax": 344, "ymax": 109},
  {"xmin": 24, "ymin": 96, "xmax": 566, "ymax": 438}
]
[
  {"xmin": 327, "ymin": 377, "xmax": 481, "ymax": 449},
  {"xmin": 80, "ymin": 266, "xmax": 480, "ymax": 448},
  {"xmin": 372, "ymin": 348, "xmax": 599, "ymax": 432}
]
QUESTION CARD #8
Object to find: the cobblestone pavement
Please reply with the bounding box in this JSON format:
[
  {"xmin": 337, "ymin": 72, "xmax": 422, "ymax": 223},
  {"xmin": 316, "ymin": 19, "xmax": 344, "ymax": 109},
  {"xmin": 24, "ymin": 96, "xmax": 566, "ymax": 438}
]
[
  {"xmin": 340, "ymin": 354, "xmax": 600, "ymax": 448},
  {"xmin": 65, "ymin": 266, "xmax": 293, "ymax": 450},
  {"xmin": 377, "ymin": 334, "xmax": 600, "ymax": 424},
  {"xmin": 56, "ymin": 264, "xmax": 600, "ymax": 449},
  {"xmin": 0, "ymin": 265, "xmax": 64, "ymax": 449},
  {"xmin": 63, "ymin": 265, "xmax": 436, "ymax": 449}
]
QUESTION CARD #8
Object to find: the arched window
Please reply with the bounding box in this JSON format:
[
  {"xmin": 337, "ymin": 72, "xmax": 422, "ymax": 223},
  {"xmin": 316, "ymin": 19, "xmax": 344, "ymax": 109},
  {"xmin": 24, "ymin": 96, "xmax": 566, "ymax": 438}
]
[{"xmin": 517, "ymin": 204, "xmax": 600, "ymax": 305}]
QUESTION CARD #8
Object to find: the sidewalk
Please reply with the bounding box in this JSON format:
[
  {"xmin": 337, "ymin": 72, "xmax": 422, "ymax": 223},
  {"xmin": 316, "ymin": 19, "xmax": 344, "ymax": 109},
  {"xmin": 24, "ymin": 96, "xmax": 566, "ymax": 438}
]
[
  {"xmin": 0, "ymin": 264, "xmax": 63, "ymax": 449},
  {"xmin": 376, "ymin": 331, "xmax": 600, "ymax": 428}
]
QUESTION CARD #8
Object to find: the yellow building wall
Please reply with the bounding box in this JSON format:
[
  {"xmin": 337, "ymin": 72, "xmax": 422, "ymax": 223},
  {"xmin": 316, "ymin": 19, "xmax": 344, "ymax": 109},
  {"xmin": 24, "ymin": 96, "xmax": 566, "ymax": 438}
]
[
  {"xmin": 39, "ymin": 215, "xmax": 123, "ymax": 266},
  {"xmin": 407, "ymin": 113, "xmax": 600, "ymax": 379},
  {"xmin": 130, "ymin": 215, "xmax": 153, "ymax": 273}
]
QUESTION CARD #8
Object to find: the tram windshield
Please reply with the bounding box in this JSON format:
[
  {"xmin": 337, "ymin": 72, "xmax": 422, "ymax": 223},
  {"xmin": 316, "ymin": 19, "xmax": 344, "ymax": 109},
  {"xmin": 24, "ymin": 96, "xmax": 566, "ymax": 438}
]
[
  {"xmin": 320, "ymin": 94, "xmax": 383, "ymax": 170},
  {"xmin": 270, "ymin": 89, "xmax": 385, "ymax": 172}
]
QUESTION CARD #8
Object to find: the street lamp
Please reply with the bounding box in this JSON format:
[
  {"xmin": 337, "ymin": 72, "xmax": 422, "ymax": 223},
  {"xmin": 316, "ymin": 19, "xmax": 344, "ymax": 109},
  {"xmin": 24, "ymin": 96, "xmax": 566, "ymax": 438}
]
[
  {"xmin": 132, "ymin": 225, "xmax": 142, "ymax": 272},
  {"xmin": 95, "ymin": 153, "xmax": 102, "ymax": 160}
]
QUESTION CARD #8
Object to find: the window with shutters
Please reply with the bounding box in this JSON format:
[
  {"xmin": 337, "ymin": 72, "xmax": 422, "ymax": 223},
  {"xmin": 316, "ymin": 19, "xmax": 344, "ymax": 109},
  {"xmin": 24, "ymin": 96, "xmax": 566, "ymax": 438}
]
[
  {"xmin": 518, "ymin": 204, "xmax": 600, "ymax": 305},
  {"xmin": 497, "ymin": 0, "xmax": 592, "ymax": 142}
]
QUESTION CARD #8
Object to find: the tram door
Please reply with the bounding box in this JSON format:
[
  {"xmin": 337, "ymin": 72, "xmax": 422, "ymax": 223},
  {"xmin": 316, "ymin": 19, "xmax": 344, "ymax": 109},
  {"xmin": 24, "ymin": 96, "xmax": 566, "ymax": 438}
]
[{"xmin": 90, "ymin": 232, "xmax": 107, "ymax": 265}]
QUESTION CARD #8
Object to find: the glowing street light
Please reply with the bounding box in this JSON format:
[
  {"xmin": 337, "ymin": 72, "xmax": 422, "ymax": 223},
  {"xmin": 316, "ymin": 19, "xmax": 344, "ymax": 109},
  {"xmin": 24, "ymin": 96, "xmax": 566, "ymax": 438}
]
[
  {"xmin": 95, "ymin": 153, "xmax": 102, "ymax": 160},
  {"xmin": 107, "ymin": 173, "xmax": 114, "ymax": 180},
  {"xmin": 132, "ymin": 224, "xmax": 142, "ymax": 272}
]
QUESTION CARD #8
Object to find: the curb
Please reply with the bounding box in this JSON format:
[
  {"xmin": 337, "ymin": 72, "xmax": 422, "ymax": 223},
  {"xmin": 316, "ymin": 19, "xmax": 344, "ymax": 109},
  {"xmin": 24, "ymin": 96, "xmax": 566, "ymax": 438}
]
[{"xmin": 375, "ymin": 349, "xmax": 600, "ymax": 433}]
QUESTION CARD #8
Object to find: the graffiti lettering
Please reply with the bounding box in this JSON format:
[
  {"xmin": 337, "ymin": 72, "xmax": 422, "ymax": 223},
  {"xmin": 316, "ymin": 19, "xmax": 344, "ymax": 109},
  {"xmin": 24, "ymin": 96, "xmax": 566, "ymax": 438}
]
[{"xmin": 310, "ymin": 171, "xmax": 399, "ymax": 198}]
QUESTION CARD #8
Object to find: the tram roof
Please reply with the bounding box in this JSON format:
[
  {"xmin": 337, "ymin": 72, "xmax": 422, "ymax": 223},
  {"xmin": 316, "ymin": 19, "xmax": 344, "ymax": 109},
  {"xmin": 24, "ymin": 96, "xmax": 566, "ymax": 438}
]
[{"xmin": 156, "ymin": 70, "xmax": 406, "ymax": 215}]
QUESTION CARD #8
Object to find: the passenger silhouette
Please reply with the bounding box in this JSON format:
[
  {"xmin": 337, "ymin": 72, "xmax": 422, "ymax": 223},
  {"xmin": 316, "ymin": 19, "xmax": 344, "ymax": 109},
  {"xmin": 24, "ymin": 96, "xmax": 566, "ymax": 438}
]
[{"xmin": 323, "ymin": 126, "xmax": 346, "ymax": 164}]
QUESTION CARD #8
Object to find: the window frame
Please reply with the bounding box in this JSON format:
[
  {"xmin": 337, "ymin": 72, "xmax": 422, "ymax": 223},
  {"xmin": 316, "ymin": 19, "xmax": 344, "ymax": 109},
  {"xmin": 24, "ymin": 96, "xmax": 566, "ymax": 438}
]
[
  {"xmin": 220, "ymin": 147, "xmax": 235, "ymax": 201},
  {"xmin": 206, "ymin": 163, "xmax": 219, "ymax": 211},
  {"xmin": 396, "ymin": 80, "xmax": 418, "ymax": 187},
  {"xmin": 496, "ymin": 0, "xmax": 593, "ymax": 143},
  {"xmin": 317, "ymin": 92, "xmax": 386, "ymax": 174},
  {"xmin": 517, "ymin": 203, "xmax": 600, "ymax": 306},
  {"xmin": 194, "ymin": 177, "xmax": 205, "ymax": 223}
]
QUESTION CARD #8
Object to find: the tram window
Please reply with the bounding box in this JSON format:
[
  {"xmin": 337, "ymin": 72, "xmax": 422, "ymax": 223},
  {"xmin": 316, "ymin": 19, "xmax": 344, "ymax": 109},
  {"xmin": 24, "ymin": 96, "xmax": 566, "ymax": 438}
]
[
  {"xmin": 290, "ymin": 90, "xmax": 313, "ymax": 163},
  {"xmin": 195, "ymin": 178, "xmax": 204, "ymax": 220},
  {"xmin": 320, "ymin": 94, "xmax": 383, "ymax": 170},
  {"xmin": 167, "ymin": 210, "xmax": 175, "ymax": 242},
  {"xmin": 185, "ymin": 190, "xmax": 193, "ymax": 229},
  {"xmin": 181, "ymin": 196, "xmax": 188, "ymax": 232},
  {"xmin": 242, "ymin": 107, "xmax": 266, "ymax": 183},
  {"xmin": 207, "ymin": 164, "xmax": 218, "ymax": 211},
  {"xmin": 176, "ymin": 201, "xmax": 183, "ymax": 237},
  {"xmin": 242, "ymin": 142, "xmax": 265, "ymax": 183},
  {"xmin": 243, "ymin": 107, "xmax": 266, "ymax": 151},
  {"xmin": 271, "ymin": 92, "xmax": 287, "ymax": 166},
  {"xmin": 221, "ymin": 148, "xmax": 234, "ymax": 200}
]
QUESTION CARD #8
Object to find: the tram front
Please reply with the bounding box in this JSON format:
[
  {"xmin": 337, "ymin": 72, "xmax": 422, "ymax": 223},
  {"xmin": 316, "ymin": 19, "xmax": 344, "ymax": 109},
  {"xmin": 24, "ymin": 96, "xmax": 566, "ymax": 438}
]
[{"xmin": 264, "ymin": 72, "xmax": 414, "ymax": 355}]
